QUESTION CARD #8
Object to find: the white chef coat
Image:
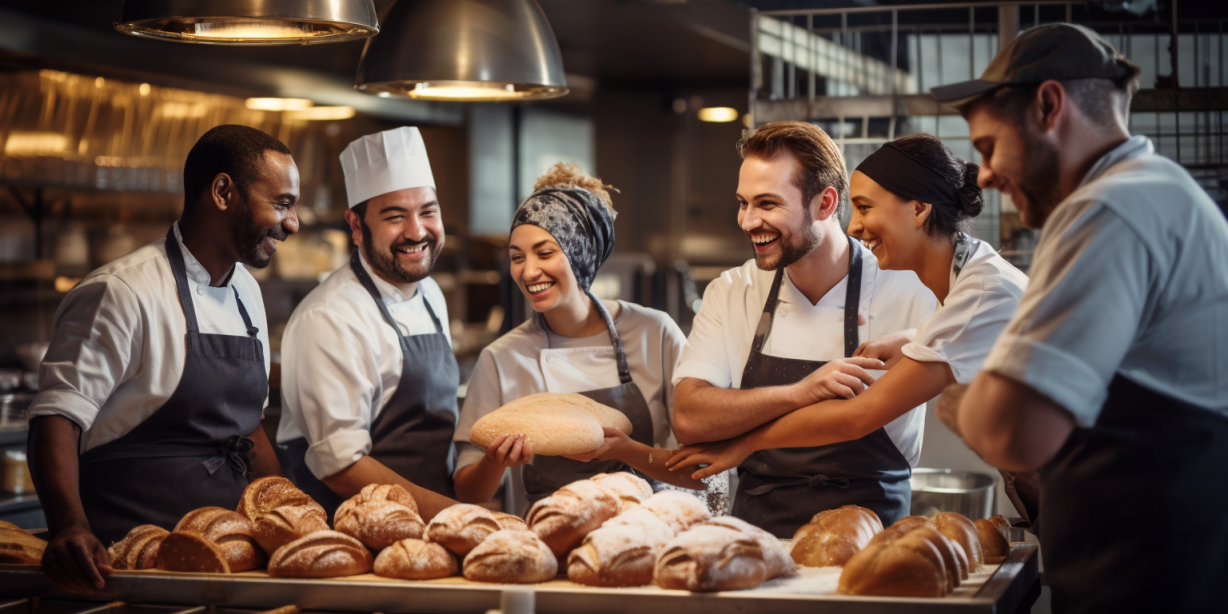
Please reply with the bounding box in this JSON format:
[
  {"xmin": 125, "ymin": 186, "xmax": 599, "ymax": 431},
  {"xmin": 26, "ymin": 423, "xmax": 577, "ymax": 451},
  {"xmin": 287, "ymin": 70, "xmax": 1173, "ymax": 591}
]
[
  {"xmin": 673, "ymin": 241, "xmax": 938, "ymax": 466},
  {"xmin": 456, "ymin": 301, "xmax": 686, "ymax": 516},
  {"xmin": 276, "ymin": 254, "xmax": 452, "ymax": 480},
  {"xmin": 28, "ymin": 222, "xmax": 271, "ymax": 454},
  {"xmin": 984, "ymin": 135, "xmax": 1228, "ymax": 426},
  {"xmin": 901, "ymin": 240, "xmax": 1028, "ymax": 385}
]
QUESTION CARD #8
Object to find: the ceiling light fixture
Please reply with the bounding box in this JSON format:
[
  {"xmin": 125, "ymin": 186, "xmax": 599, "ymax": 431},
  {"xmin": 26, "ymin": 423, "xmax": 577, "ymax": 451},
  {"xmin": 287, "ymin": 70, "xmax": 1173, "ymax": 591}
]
[
  {"xmin": 286, "ymin": 106, "xmax": 356, "ymax": 121},
  {"xmin": 355, "ymin": 0, "xmax": 568, "ymax": 102},
  {"xmin": 114, "ymin": 0, "xmax": 379, "ymax": 45},
  {"xmin": 245, "ymin": 97, "xmax": 314, "ymax": 111},
  {"xmin": 698, "ymin": 107, "xmax": 740, "ymax": 123}
]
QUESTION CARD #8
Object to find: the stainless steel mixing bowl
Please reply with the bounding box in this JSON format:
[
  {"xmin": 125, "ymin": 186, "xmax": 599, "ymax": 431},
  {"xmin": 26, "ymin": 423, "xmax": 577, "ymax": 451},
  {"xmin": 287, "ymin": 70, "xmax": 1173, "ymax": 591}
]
[{"xmin": 910, "ymin": 468, "xmax": 996, "ymax": 519}]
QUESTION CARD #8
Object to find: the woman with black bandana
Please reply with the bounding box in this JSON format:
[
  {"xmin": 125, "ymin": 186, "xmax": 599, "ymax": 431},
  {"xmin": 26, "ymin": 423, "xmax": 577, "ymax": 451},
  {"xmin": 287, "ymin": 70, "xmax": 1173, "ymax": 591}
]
[
  {"xmin": 667, "ymin": 134, "xmax": 1028, "ymax": 482},
  {"xmin": 453, "ymin": 163, "xmax": 704, "ymax": 515}
]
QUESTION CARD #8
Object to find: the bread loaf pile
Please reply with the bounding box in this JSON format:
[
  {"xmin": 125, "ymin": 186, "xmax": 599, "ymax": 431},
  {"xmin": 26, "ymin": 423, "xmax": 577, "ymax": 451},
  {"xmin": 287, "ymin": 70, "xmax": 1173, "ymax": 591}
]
[
  {"xmin": 107, "ymin": 525, "xmax": 166, "ymax": 570},
  {"xmin": 790, "ymin": 505, "xmax": 883, "ymax": 567},
  {"xmin": 469, "ymin": 393, "xmax": 634, "ymax": 456},
  {"xmin": 566, "ymin": 488, "xmax": 706, "ymax": 587},
  {"xmin": 158, "ymin": 507, "xmax": 265, "ymax": 573},
  {"xmin": 652, "ymin": 514, "xmax": 795, "ymax": 592},
  {"xmin": 837, "ymin": 512, "xmax": 999, "ymax": 597},
  {"xmin": 0, "ymin": 521, "xmax": 46, "ymax": 565}
]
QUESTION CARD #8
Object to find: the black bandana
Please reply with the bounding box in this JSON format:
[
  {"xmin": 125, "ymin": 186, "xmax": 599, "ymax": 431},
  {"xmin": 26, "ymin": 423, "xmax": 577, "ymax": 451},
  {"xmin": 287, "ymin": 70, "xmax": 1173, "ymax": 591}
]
[
  {"xmin": 856, "ymin": 141, "xmax": 958, "ymax": 206},
  {"xmin": 511, "ymin": 185, "xmax": 616, "ymax": 292}
]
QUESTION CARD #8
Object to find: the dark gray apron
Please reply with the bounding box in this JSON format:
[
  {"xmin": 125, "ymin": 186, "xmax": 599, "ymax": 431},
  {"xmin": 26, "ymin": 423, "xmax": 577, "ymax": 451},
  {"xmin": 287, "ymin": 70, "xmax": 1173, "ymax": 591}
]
[
  {"xmin": 731, "ymin": 235, "xmax": 911, "ymax": 538},
  {"xmin": 1039, "ymin": 375, "xmax": 1228, "ymax": 613},
  {"xmin": 281, "ymin": 252, "xmax": 459, "ymax": 517},
  {"xmin": 77, "ymin": 227, "xmax": 267, "ymax": 545},
  {"xmin": 521, "ymin": 294, "xmax": 657, "ymax": 504}
]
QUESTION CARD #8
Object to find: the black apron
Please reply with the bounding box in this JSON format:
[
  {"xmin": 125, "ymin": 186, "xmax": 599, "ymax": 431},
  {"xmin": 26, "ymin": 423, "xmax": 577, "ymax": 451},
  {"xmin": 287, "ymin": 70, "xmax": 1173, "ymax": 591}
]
[
  {"xmin": 1039, "ymin": 375, "xmax": 1228, "ymax": 613},
  {"xmin": 521, "ymin": 294, "xmax": 657, "ymax": 504},
  {"xmin": 281, "ymin": 252, "xmax": 459, "ymax": 517},
  {"xmin": 78, "ymin": 227, "xmax": 267, "ymax": 545},
  {"xmin": 732, "ymin": 235, "xmax": 911, "ymax": 538}
]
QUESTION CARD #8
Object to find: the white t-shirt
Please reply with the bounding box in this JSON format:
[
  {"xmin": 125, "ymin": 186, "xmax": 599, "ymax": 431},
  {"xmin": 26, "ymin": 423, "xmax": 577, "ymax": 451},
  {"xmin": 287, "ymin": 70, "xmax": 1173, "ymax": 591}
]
[
  {"xmin": 276, "ymin": 254, "xmax": 452, "ymax": 480},
  {"xmin": 902, "ymin": 240, "xmax": 1028, "ymax": 384},
  {"xmin": 28, "ymin": 223, "xmax": 271, "ymax": 453},
  {"xmin": 984, "ymin": 135, "xmax": 1228, "ymax": 426},
  {"xmin": 674, "ymin": 242, "xmax": 938, "ymax": 466},
  {"xmin": 456, "ymin": 302, "xmax": 686, "ymax": 516}
]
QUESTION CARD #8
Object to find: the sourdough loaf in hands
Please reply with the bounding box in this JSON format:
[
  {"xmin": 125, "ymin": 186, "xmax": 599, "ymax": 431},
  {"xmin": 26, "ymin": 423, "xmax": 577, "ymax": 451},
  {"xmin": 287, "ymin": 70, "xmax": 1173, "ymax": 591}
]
[
  {"xmin": 463, "ymin": 530, "xmax": 558, "ymax": 584},
  {"xmin": 589, "ymin": 472, "xmax": 653, "ymax": 513},
  {"xmin": 107, "ymin": 525, "xmax": 167, "ymax": 570},
  {"xmin": 838, "ymin": 527, "xmax": 951, "ymax": 597},
  {"xmin": 0, "ymin": 526, "xmax": 46, "ymax": 565},
  {"xmin": 173, "ymin": 507, "xmax": 265, "ymax": 572},
  {"xmin": 975, "ymin": 515, "xmax": 1011, "ymax": 564},
  {"xmin": 636, "ymin": 490, "xmax": 711, "ymax": 534},
  {"xmin": 237, "ymin": 477, "xmax": 329, "ymax": 555},
  {"xmin": 156, "ymin": 531, "xmax": 230, "ymax": 574},
  {"xmin": 653, "ymin": 525, "xmax": 767, "ymax": 592},
  {"xmin": 335, "ymin": 484, "xmax": 425, "ymax": 550},
  {"xmin": 266, "ymin": 530, "xmax": 373, "ymax": 578},
  {"xmin": 790, "ymin": 505, "xmax": 883, "ymax": 567},
  {"xmin": 469, "ymin": 393, "xmax": 633, "ymax": 456},
  {"xmin": 702, "ymin": 516, "xmax": 795, "ymax": 579},
  {"xmin": 425, "ymin": 504, "xmax": 503, "ymax": 556},
  {"xmin": 527, "ymin": 479, "xmax": 621, "ymax": 558},
  {"xmin": 374, "ymin": 538, "xmax": 458, "ymax": 580}
]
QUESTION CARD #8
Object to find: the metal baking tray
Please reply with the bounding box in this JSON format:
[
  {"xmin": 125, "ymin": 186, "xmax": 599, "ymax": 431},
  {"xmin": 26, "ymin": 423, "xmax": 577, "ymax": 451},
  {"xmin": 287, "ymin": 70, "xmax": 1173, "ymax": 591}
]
[{"xmin": 0, "ymin": 543, "xmax": 1038, "ymax": 614}]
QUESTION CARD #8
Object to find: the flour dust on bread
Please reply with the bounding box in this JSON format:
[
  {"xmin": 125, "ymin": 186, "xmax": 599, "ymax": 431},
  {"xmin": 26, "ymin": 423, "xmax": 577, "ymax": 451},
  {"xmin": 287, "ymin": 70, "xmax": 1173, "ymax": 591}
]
[
  {"xmin": 469, "ymin": 392, "xmax": 633, "ymax": 456},
  {"xmin": 335, "ymin": 484, "xmax": 425, "ymax": 550}
]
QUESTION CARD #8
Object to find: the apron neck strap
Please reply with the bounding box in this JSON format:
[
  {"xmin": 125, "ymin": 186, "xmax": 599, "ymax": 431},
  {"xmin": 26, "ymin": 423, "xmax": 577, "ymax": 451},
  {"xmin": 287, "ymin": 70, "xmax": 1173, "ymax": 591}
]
[
  {"xmin": 165, "ymin": 226, "xmax": 201, "ymax": 334},
  {"xmin": 588, "ymin": 291, "xmax": 634, "ymax": 385},
  {"xmin": 349, "ymin": 250, "xmax": 445, "ymax": 339},
  {"xmin": 951, "ymin": 234, "xmax": 981, "ymax": 281}
]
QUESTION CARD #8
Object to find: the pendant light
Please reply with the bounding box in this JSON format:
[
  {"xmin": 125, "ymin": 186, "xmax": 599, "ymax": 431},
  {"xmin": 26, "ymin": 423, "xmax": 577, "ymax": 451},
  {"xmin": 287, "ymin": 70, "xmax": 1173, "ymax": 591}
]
[
  {"xmin": 355, "ymin": 0, "xmax": 568, "ymax": 102},
  {"xmin": 114, "ymin": 0, "xmax": 379, "ymax": 45}
]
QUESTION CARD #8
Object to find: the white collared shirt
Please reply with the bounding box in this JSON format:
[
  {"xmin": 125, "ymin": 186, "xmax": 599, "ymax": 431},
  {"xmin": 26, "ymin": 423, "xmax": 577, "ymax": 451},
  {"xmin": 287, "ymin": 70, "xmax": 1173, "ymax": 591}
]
[
  {"xmin": 902, "ymin": 241, "xmax": 1028, "ymax": 384},
  {"xmin": 984, "ymin": 136, "xmax": 1228, "ymax": 425},
  {"xmin": 28, "ymin": 222, "xmax": 271, "ymax": 453},
  {"xmin": 673, "ymin": 242, "xmax": 938, "ymax": 466},
  {"xmin": 276, "ymin": 254, "xmax": 451, "ymax": 480}
]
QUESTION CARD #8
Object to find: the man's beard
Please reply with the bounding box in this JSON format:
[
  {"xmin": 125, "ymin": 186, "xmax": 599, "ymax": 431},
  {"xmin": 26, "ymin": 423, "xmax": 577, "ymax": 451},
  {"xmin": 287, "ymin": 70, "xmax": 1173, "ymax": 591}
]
[
  {"xmin": 1015, "ymin": 130, "xmax": 1064, "ymax": 229},
  {"xmin": 361, "ymin": 219, "xmax": 442, "ymax": 284},
  {"xmin": 229, "ymin": 200, "xmax": 286, "ymax": 270},
  {"xmin": 753, "ymin": 221, "xmax": 820, "ymax": 271}
]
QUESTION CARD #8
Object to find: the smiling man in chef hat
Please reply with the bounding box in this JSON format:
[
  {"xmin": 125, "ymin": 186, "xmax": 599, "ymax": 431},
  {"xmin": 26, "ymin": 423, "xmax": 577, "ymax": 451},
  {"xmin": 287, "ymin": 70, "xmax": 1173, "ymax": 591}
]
[{"xmin": 276, "ymin": 126, "xmax": 460, "ymax": 521}]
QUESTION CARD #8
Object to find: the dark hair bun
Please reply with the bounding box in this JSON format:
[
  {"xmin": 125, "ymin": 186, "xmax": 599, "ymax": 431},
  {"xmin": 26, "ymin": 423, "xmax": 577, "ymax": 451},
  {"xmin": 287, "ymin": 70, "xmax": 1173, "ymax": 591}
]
[
  {"xmin": 957, "ymin": 161, "xmax": 985, "ymax": 219},
  {"xmin": 888, "ymin": 134, "xmax": 984, "ymax": 240}
]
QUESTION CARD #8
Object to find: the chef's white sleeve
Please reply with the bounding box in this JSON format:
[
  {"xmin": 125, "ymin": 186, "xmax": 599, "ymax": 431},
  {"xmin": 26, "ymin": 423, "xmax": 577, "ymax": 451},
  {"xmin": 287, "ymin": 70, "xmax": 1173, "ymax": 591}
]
[
  {"xmin": 28, "ymin": 276, "xmax": 142, "ymax": 431},
  {"xmin": 983, "ymin": 205, "xmax": 1149, "ymax": 426},
  {"xmin": 659, "ymin": 314, "xmax": 687, "ymax": 422},
  {"xmin": 454, "ymin": 347, "xmax": 503, "ymax": 472},
  {"xmin": 902, "ymin": 275, "xmax": 1015, "ymax": 385},
  {"xmin": 672, "ymin": 278, "xmax": 734, "ymax": 389},
  {"xmin": 281, "ymin": 307, "xmax": 378, "ymax": 480}
]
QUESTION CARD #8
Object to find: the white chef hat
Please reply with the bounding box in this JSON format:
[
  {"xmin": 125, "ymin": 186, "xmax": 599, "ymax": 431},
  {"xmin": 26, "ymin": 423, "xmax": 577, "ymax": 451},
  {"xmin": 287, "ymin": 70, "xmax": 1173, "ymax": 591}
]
[{"xmin": 339, "ymin": 126, "xmax": 436, "ymax": 208}]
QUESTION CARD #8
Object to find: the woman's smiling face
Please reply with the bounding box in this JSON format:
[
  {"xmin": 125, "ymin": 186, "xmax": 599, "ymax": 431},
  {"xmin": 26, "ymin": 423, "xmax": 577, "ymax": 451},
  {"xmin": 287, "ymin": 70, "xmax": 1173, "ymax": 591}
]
[
  {"xmin": 509, "ymin": 224, "xmax": 581, "ymax": 313},
  {"xmin": 847, "ymin": 169, "xmax": 930, "ymax": 270}
]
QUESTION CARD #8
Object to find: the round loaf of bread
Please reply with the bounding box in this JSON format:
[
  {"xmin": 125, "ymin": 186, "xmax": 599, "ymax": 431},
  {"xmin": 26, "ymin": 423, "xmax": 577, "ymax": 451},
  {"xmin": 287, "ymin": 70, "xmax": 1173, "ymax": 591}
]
[
  {"xmin": 237, "ymin": 476, "xmax": 329, "ymax": 556},
  {"xmin": 702, "ymin": 516, "xmax": 795, "ymax": 579},
  {"xmin": 931, "ymin": 512, "xmax": 983, "ymax": 572},
  {"xmin": 335, "ymin": 484, "xmax": 425, "ymax": 550},
  {"xmin": 493, "ymin": 512, "xmax": 528, "ymax": 532},
  {"xmin": 237, "ymin": 476, "xmax": 322, "ymax": 518},
  {"xmin": 790, "ymin": 505, "xmax": 883, "ymax": 567},
  {"xmin": 838, "ymin": 528, "xmax": 949, "ymax": 597},
  {"xmin": 174, "ymin": 507, "xmax": 265, "ymax": 572},
  {"xmin": 469, "ymin": 393, "xmax": 633, "ymax": 456},
  {"xmin": 0, "ymin": 526, "xmax": 46, "ymax": 565},
  {"xmin": 267, "ymin": 530, "xmax": 373, "ymax": 578},
  {"xmin": 975, "ymin": 515, "xmax": 1011, "ymax": 564},
  {"xmin": 637, "ymin": 490, "xmax": 711, "ymax": 534},
  {"xmin": 527, "ymin": 480, "xmax": 621, "ymax": 558},
  {"xmin": 107, "ymin": 525, "xmax": 167, "ymax": 570},
  {"xmin": 589, "ymin": 472, "xmax": 653, "ymax": 513},
  {"xmin": 374, "ymin": 538, "xmax": 458, "ymax": 580},
  {"xmin": 156, "ymin": 531, "xmax": 230, "ymax": 574},
  {"xmin": 463, "ymin": 530, "xmax": 558, "ymax": 584},
  {"xmin": 425, "ymin": 504, "xmax": 502, "ymax": 556},
  {"xmin": 602, "ymin": 507, "xmax": 675, "ymax": 542},
  {"xmin": 653, "ymin": 525, "xmax": 768, "ymax": 592},
  {"xmin": 567, "ymin": 522, "xmax": 671, "ymax": 587}
]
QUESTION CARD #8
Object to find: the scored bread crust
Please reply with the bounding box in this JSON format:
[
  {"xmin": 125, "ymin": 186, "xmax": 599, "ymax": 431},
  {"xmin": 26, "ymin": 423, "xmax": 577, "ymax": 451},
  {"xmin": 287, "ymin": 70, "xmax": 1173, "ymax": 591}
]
[
  {"xmin": 527, "ymin": 480, "xmax": 620, "ymax": 558},
  {"xmin": 702, "ymin": 516, "xmax": 795, "ymax": 579},
  {"xmin": 266, "ymin": 530, "xmax": 373, "ymax": 578},
  {"xmin": 653, "ymin": 525, "xmax": 768, "ymax": 592},
  {"xmin": 374, "ymin": 538, "xmax": 458, "ymax": 580},
  {"xmin": 931, "ymin": 512, "xmax": 984, "ymax": 573},
  {"xmin": 975, "ymin": 515, "xmax": 1011, "ymax": 564},
  {"xmin": 335, "ymin": 484, "xmax": 425, "ymax": 550},
  {"xmin": 237, "ymin": 476, "xmax": 329, "ymax": 556},
  {"xmin": 567, "ymin": 523, "xmax": 670, "ymax": 587},
  {"xmin": 174, "ymin": 507, "xmax": 266, "ymax": 572},
  {"xmin": 838, "ymin": 531, "xmax": 949, "ymax": 597},
  {"xmin": 789, "ymin": 504, "xmax": 883, "ymax": 568},
  {"xmin": 462, "ymin": 530, "xmax": 558, "ymax": 584},
  {"xmin": 107, "ymin": 525, "xmax": 167, "ymax": 570},
  {"xmin": 636, "ymin": 490, "xmax": 712, "ymax": 534},
  {"xmin": 425, "ymin": 504, "xmax": 502, "ymax": 557},
  {"xmin": 469, "ymin": 393, "xmax": 633, "ymax": 456},
  {"xmin": 492, "ymin": 512, "xmax": 528, "ymax": 532},
  {"xmin": 156, "ymin": 531, "xmax": 230, "ymax": 574},
  {"xmin": 0, "ymin": 527, "xmax": 46, "ymax": 565},
  {"xmin": 589, "ymin": 472, "xmax": 653, "ymax": 513}
]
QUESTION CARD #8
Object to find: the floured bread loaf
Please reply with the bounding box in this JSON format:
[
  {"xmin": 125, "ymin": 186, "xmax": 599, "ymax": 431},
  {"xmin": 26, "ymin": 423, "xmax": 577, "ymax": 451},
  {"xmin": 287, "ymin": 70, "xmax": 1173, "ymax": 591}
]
[
  {"xmin": 469, "ymin": 393, "xmax": 633, "ymax": 456},
  {"xmin": 107, "ymin": 525, "xmax": 167, "ymax": 570},
  {"xmin": 931, "ymin": 512, "xmax": 983, "ymax": 572},
  {"xmin": 156, "ymin": 531, "xmax": 230, "ymax": 574},
  {"xmin": 527, "ymin": 479, "xmax": 620, "ymax": 558},
  {"xmin": 790, "ymin": 505, "xmax": 883, "ymax": 567},
  {"xmin": 568, "ymin": 520, "xmax": 672, "ymax": 587},
  {"xmin": 702, "ymin": 516, "xmax": 795, "ymax": 579},
  {"xmin": 589, "ymin": 472, "xmax": 653, "ymax": 513},
  {"xmin": 653, "ymin": 525, "xmax": 767, "ymax": 592},
  {"xmin": 374, "ymin": 538, "xmax": 458, "ymax": 580},
  {"xmin": 602, "ymin": 507, "xmax": 675, "ymax": 543},
  {"xmin": 838, "ymin": 527, "xmax": 951, "ymax": 597},
  {"xmin": 975, "ymin": 515, "xmax": 1011, "ymax": 564},
  {"xmin": 267, "ymin": 531, "xmax": 373, "ymax": 578},
  {"xmin": 237, "ymin": 477, "xmax": 329, "ymax": 555},
  {"xmin": 335, "ymin": 484, "xmax": 425, "ymax": 550},
  {"xmin": 0, "ymin": 526, "xmax": 46, "ymax": 565},
  {"xmin": 493, "ymin": 512, "xmax": 528, "ymax": 532},
  {"xmin": 425, "ymin": 504, "xmax": 502, "ymax": 556},
  {"xmin": 637, "ymin": 490, "xmax": 711, "ymax": 534},
  {"xmin": 463, "ymin": 530, "xmax": 557, "ymax": 584},
  {"xmin": 174, "ymin": 507, "xmax": 265, "ymax": 572}
]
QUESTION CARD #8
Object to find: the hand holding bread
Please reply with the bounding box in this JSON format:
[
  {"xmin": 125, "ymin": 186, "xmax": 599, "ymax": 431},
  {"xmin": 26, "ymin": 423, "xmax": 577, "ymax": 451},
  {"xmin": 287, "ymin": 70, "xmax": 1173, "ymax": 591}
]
[{"xmin": 470, "ymin": 393, "xmax": 633, "ymax": 456}]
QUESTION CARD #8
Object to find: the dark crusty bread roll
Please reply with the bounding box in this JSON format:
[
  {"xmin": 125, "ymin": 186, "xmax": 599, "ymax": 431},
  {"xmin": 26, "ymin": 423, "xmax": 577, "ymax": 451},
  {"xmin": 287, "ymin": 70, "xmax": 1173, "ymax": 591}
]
[
  {"xmin": 838, "ymin": 528, "xmax": 950, "ymax": 597},
  {"xmin": 237, "ymin": 476, "xmax": 329, "ymax": 556},
  {"xmin": 975, "ymin": 515, "xmax": 1011, "ymax": 564},
  {"xmin": 107, "ymin": 525, "xmax": 167, "ymax": 570},
  {"xmin": 374, "ymin": 538, "xmax": 457, "ymax": 580},
  {"xmin": 527, "ymin": 480, "xmax": 620, "ymax": 558},
  {"xmin": 589, "ymin": 472, "xmax": 653, "ymax": 513},
  {"xmin": 653, "ymin": 524, "xmax": 767, "ymax": 592},
  {"xmin": 636, "ymin": 490, "xmax": 711, "ymax": 535},
  {"xmin": 493, "ymin": 512, "xmax": 528, "ymax": 532},
  {"xmin": 790, "ymin": 505, "xmax": 883, "ymax": 567},
  {"xmin": 702, "ymin": 516, "xmax": 795, "ymax": 580},
  {"xmin": 0, "ymin": 526, "xmax": 46, "ymax": 565},
  {"xmin": 425, "ymin": 504, "xmax": 502, "ymax": 557},
  {"xmin": 931, "ymin": 512, "xmax": 983, "ymax": 573},
  {"xmin": 567, "ymin": 522, "xmax": 671, "ymax": 587},
  {"xmin": 156, "ymin": 531, "xmax": 230, "ymax": 574},
  {"xmin": 335, "ymin": 484, "xmax": 425, "ymax": 550},
  {"xmin": 463, "ymin": 530, "xmax": 558, "ymax": 584},
  {"xmin": 174, "ymin": 507, "xmax": 265, "ymax": 572},
  {"xmin": 266, "ymin": 530, "xmax": 373, "ymax": 578}
]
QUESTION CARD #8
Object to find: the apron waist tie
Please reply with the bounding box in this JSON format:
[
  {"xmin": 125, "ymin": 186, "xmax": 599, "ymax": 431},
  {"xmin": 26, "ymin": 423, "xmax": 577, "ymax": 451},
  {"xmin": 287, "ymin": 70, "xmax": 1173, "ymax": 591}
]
[
  {"xmin": 81, "ymin": 435, "xmax": 254, "ymax": 476},
  {"xmin": 204, "ymin": 435, "xmax": 254, "ymax": 475},
  {"xmin": 744, "ymin": 473, "xmax": 851, "ymax": 496}
]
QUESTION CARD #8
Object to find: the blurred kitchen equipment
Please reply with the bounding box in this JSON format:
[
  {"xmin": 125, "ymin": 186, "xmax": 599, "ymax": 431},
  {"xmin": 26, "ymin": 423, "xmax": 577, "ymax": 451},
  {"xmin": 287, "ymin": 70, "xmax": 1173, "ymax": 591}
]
[
  {"xmin": 0, "ymin": 371, "xmax": 20, "ymax": 394},
  {"xmin": 910, "ymin": 468, "xmax": 995, "ymax": 520},
  {"xmin": 97, "ymin": 224, "xmax": 138, "ymax": 264},
  {"xmin": 3, "ymin": 451, "xmax": 32, "ymax": 495},
  {"xmin": 55, "ymin": 223, "xmax": 90, "ymax": 268},
  {"xmin": 114, "ymin": 0, "xmax": 379, "ymax": 45}
]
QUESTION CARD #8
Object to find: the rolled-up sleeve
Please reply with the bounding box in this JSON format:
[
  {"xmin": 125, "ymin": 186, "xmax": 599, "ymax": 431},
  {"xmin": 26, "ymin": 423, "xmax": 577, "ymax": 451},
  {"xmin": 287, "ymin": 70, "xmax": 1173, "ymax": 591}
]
[
  {"xmin": 983, "ymin": 206, "xmax": 1151, "ymax": 426},
  {"xmin": 454, "ymin": 348, "xmax": 504, "ymax": 473},
  {"xmin": 672, "ymin": 279, "xmax": 734, "ymax": 389},
  {"xmin": 28, "ymin": 276, "xmax": 141, "ymax": 431}
]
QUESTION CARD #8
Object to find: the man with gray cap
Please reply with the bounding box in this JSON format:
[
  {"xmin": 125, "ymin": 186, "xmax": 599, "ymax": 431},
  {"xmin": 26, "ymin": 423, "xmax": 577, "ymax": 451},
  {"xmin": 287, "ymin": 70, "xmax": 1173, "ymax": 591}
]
[
  {"xmin": 933, "ymin": 24, "xmax": 1228, "ymax": 613},
  {"xmin": 277, "ymin": 127, "xmax": 458, "ymax": 521}
]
